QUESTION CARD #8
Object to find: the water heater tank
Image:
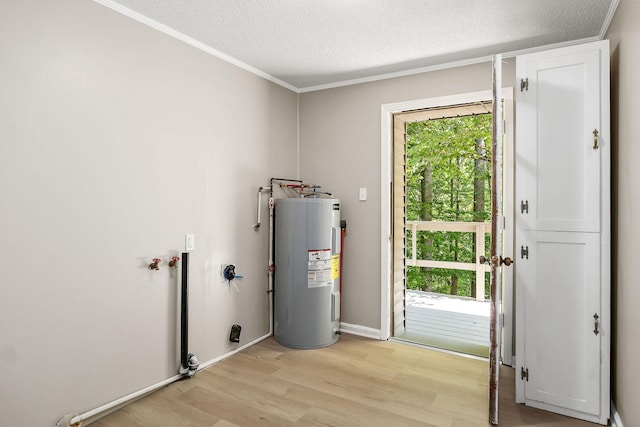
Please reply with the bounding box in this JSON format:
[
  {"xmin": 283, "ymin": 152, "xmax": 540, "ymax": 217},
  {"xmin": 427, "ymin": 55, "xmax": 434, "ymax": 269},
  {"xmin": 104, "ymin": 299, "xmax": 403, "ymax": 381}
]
[{"xmin": 274, "ymin": 198, "xmax": 341, "ymax": 348}]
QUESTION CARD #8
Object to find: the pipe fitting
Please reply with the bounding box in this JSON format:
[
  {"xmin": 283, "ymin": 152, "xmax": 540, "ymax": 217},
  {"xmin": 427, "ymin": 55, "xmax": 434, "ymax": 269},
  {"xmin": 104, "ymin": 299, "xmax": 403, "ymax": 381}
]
[
  {"xmin": 168, "ymin": 256, "xmax": 180, "ymax": 268},
  {"xmin": 180, "ymin": 353, "xmax": 199, "ymax": 378},
  {"xmin": 55, "ymin": 413, "xmax": 81, "ymax": 427},
  {"xmin": 148, "ymin": 258, "xmax": 161, "ymax": 270},
  {"xmin": 254, "ymin": 185, "xmax": 272, "ymax": 231}
]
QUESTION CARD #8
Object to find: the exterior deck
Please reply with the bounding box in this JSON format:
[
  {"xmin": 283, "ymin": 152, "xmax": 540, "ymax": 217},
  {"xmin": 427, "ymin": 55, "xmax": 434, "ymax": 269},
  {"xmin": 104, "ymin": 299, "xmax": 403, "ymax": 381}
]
[{"xmin": 395, "ymin": 290, "xmax": 490, "ymax": 357}]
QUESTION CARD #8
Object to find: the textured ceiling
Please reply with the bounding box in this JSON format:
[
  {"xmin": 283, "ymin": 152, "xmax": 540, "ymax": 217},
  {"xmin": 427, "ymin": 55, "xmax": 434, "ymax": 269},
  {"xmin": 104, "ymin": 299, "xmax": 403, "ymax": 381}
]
[{"xmin": 100, "ymin": 0, "xmax": 618, "ymax": 91}]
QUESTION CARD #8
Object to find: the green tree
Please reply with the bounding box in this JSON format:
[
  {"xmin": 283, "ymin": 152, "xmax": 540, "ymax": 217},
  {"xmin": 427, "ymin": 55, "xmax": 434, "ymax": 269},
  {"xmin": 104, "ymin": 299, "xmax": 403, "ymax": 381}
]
[{"xmin": 405, "ymin": 114, "xmax": 492, "ymax": 298}]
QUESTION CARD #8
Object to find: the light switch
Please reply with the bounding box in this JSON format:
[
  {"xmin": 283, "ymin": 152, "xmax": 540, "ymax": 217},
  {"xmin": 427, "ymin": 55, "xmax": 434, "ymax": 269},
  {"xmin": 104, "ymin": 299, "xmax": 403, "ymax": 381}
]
[
  {"xmin": 185, "ymin": 234, "xmax": 195, "ymax": 251},
  {"xmin": 359, "ymin": 187, "xmax": 367, "ymax": 201}
]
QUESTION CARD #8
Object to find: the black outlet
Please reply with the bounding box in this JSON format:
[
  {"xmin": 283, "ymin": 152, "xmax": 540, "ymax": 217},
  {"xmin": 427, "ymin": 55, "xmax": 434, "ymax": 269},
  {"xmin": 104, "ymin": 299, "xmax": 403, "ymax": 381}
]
[{"xmin": 229, "ymin": 324, "xmax": 241, "ymax": 343}]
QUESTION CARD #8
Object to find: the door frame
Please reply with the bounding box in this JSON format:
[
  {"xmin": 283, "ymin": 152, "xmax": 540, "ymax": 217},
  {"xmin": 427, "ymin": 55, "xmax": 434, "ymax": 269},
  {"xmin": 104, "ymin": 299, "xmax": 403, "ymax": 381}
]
[{"xmin": 380, "ymin": 88, "xmax": 515, "ymax": 364}]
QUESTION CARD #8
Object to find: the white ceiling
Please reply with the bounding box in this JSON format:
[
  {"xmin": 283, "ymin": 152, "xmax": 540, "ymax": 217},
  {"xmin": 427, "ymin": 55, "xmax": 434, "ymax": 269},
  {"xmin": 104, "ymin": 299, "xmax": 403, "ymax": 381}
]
[{"xmin": 99, "ymin": 0, "xmax": 618, "ymax": 92}]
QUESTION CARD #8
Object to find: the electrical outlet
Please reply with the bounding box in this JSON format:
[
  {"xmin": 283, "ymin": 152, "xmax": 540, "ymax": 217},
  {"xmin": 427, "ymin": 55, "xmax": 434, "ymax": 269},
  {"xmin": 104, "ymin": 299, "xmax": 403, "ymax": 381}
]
[
  {"xmin": 185, "ymin": 234, "xmax": 195, "ymax": 251},
  {"xmin": 229, "ymin": 324, "xmax": 241, "ymax": 343}
]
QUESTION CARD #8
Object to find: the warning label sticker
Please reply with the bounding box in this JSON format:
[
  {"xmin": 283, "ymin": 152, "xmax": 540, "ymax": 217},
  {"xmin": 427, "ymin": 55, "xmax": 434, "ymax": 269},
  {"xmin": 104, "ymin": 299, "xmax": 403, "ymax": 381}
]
[
  {"xmin": 331, "ymin": 254, "xmax": 340, "ymax": 280},
  {"xmin": 308, "ymin": 249, "xmax": 332, "ymax": 288}
]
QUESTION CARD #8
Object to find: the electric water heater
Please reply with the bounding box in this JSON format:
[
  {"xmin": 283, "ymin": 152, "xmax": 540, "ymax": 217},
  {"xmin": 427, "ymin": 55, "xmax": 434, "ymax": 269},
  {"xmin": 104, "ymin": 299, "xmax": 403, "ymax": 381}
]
[{"xmin": 274, "ymin": 198, "xmax": 341, "ymax": 348}]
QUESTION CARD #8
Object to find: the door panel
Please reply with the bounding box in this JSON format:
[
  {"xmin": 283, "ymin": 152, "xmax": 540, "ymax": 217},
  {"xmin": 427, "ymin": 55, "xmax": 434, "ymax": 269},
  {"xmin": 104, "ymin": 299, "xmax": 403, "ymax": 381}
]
[
  {"xmin": 518, "ymin": 51, "xmax": 601, "ymax": 233},
  {"xmin": 521, "ymin": 232, "xmax": 600, "ymax": 414}
]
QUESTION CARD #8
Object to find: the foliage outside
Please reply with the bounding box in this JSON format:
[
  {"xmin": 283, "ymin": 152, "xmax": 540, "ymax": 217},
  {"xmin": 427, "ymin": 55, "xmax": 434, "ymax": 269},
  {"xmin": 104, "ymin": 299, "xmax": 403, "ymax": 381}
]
[{"xmin": 405, "ymin": 113, "xmax": 492, "ymax": 299}]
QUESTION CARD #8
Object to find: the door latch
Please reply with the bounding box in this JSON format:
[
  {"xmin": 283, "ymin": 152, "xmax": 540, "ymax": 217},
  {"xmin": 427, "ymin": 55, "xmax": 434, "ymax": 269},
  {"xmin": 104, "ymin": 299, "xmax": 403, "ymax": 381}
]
[{"xmin": 593, "ymin": 313, "xmax": 599, "ymax": 336}]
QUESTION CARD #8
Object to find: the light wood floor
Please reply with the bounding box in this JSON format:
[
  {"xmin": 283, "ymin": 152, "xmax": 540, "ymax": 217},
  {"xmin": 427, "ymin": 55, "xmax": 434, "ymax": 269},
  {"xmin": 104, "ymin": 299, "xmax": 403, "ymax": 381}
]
[{"xmin": 92, "ymin": 334, "xmax": 600, "ymax": 426}]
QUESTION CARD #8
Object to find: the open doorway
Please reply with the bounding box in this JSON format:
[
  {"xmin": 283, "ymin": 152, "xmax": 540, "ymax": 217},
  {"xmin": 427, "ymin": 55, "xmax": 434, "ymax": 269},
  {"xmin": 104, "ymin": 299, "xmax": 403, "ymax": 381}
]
[
  {"xmin": 397, "ymin": 107, "xmax": 492, "ymax": 357},
  {"xmin": 380, "ymin": 89, "xmax": 514, "ymax": 363}
]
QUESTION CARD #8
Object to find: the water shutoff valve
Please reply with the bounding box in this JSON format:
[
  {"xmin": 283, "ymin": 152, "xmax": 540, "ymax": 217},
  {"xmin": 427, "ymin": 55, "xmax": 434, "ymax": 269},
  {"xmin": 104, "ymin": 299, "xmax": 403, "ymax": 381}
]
[
  {"xmin": 223, "ymin": 264, "xmax": 236, "ymax": 281},
  {"xmin": 222, "ymin": 264, "xmax": 244, "ymax": 283}
]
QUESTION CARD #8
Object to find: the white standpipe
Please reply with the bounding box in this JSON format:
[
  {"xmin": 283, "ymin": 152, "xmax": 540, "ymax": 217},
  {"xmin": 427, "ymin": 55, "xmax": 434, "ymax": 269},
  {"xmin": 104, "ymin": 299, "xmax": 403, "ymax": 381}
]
[{"xmin": 254, "ymin": 186, "xmax": 271, "ymax": 231}]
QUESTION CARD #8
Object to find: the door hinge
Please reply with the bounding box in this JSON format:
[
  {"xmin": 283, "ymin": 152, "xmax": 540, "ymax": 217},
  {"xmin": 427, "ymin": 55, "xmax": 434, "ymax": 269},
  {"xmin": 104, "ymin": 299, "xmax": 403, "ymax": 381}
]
[
  {"xmin": 521, "ymin": 367, "xmax": 529, "ymax": 381},
  {"xmin": 520, "ymin": 78, "xmax": 529, "ymax": 92},
  {"xmin": 520, "ymin": 200, "xmax": 529, "ymax": 214},
  {"xmin": 521, "ymin": 245, "xmax": 529, "ymax": 259}
]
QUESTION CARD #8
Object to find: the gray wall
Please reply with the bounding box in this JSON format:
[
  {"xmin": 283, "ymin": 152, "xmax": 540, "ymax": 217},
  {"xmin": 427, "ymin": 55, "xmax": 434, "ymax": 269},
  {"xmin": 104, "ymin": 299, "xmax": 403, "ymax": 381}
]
[
  {"xmin": 0, "ymin": 1, "xmax": 297, "ymax": 425},
  {"xmin": 607, "ymin": 1, "xmax": 640, "ymax": 424},
  {"xmin": 299, "ymin": 61, "xmax": 516, "ymax": 330}
]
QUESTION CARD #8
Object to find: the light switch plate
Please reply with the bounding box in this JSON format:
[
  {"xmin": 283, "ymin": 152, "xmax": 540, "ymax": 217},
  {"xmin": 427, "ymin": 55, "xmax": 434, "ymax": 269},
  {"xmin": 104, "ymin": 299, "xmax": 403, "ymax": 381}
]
[
  {"xmin": 185, "ymin": 234, "xmax": 195, "ymax": 251},
  {"xmin": 359, "ymin": 187, "xmax": 367, "ymax": 201}
]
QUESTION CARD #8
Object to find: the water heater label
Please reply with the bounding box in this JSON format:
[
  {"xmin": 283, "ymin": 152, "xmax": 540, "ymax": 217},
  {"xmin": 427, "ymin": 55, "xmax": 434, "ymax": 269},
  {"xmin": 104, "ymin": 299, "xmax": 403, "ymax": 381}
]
[
  {"xmin": 308, "ymin": 249, "xmax": 332, "ymax": 288},
  {"xmin": 331, "ymin": 254, "xmax": 340, "ymax": 280}
]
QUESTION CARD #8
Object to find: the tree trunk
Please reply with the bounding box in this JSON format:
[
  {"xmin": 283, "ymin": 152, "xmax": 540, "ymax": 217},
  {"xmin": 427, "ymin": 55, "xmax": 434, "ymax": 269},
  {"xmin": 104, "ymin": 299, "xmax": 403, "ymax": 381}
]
[
  {"xmin": 421, "ymin": 164, "xmax": 433, "ymax": 222},
  {"xmin": 471, "ymin": 138, "xmax": 487, "ymax": 298},
  {"xmin": 451, "ymin": 274, "xmax": 458, "ymax": 296},
  {"xmin": 474, "ymin": 137, "xmax": 487, "ymax": 221},
  {"xmin": 450, "ymin": 158, "xmax": 461, "ymax": 296},
  {"xmin": 419, "ymin": 163, "xmax": 433, "ymax": 290}
]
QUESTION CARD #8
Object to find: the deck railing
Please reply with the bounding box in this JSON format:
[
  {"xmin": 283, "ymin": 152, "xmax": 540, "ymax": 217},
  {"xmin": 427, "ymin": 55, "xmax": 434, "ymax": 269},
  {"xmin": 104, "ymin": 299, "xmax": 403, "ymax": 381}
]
[{"xmin": 406, "ymin": 221, "xmax": 490, "ymax": 302}]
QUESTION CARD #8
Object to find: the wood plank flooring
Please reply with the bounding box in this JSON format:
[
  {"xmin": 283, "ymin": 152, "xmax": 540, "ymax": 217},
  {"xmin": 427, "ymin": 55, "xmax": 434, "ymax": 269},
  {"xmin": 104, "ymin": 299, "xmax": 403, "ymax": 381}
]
[{"xmin": 91, "ymin": 334, "xmax": 599, "ymax": 426}]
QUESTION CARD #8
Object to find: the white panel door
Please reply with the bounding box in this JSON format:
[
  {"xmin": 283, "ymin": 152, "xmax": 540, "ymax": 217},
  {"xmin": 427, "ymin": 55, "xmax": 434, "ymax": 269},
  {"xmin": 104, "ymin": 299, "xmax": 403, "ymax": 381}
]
[
  {"xmin": 520, "ymin": 231, "xmax": 600, "ymax": 414},
  {"xmin": 517, "ymin": 50, "xmax": 601, "ymax": 233},
  {"xmin": 515, "ymin": 40, "xmax": 610, "ymax": 425}
]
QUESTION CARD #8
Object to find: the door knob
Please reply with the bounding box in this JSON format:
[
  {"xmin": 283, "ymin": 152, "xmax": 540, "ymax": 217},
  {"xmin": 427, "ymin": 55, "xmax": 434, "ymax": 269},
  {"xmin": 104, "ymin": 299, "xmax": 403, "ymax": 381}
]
[
  {"xmin": 501, "ymin": 256, "xmax": 513, "ymax": 267},
  {"xmin": 479, "ymin": 255, "xmax": 512, "ymax": 266}
]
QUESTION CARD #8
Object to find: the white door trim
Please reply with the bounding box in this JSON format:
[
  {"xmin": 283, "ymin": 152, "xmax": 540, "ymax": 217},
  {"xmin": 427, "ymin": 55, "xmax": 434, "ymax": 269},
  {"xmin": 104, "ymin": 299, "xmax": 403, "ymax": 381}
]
[{"xmin": 380, "ymin": 89, "xmax": 515, "ymax": 354}]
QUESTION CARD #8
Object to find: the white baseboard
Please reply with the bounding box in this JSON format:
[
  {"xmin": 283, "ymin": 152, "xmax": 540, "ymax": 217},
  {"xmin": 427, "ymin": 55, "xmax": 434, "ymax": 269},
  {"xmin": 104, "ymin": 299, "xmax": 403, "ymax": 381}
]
[
  {"xmin": 339, "ymin": 322, "xmax": 382, "ymax": 339},
  {"xmin": 198, "ymin": 331, "xmax": 272, "ymax": 370},
  {"xmin": 611, "ymin": 400, "xmax": 624, "ymax": 427}
]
